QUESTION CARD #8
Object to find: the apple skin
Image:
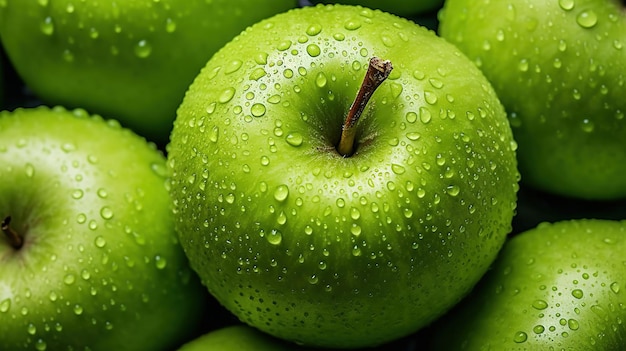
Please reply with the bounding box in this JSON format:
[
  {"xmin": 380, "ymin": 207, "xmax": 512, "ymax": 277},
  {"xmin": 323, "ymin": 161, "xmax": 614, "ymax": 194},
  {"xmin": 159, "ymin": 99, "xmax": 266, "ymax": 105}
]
[
  {"xmin": 178, "ymin": 324, "xmax": 315, "ymax": 351},
  {"xmin": 0, "ymin": 0, "xmax": 297, "ymax": 144},
  {"xmin": 428, "ymin": 219, "xmax": 626, "ymax": 350},
  {"xmin": 438, "ymin": 0, "xmax": 626, "ymax": 200},
  {"xmin": 309, "ymin": 0, "xmax": 444, "ymax": 16},
  {"xmin": 168, "ymin": 4, "xmax": 519, "ymax": 348},
  {"xmin": 0, "ymin": 106, "xmax": 208, "ymax": 351}
]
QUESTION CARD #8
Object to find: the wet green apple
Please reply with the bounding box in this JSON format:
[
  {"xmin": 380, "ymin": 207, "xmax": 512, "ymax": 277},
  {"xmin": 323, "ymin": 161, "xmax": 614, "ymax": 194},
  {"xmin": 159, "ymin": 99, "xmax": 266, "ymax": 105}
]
[
  {"xmin": 0, "ymin": 0, "xmax": 296, "ymax": 144},
  {"xmin": 178, "ymin": 324, "xmax": 311, "ymax": 351},
  {"xmin": 0, "ymin": 106, "xmax": 207, "ymax": 351},
  {"xmin": 439, "ymin": 0, "xmax": 626, "ymax": 200},
  {"xmin": 168, "ymin": 4, "xmax": 519, "ymax": 349},
  {"xmin": 309, "ymin": 0, "xmax": 444, "ymax": 16},
  {"xmin": 428, "ymin": 219, "xmax": 626, "ymax": 350}
]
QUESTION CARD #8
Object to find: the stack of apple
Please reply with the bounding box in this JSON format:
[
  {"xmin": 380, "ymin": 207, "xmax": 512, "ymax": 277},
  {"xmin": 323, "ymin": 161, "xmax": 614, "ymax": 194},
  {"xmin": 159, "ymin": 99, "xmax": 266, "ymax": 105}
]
[{"xmin": 1, "ymin": 0, "xmax": 625, "ymax": 350}]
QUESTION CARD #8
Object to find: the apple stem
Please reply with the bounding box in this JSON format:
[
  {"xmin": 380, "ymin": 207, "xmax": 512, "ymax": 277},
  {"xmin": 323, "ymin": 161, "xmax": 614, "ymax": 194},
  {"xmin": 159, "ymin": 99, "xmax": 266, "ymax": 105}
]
[
  {"xmin": 2, "ymin": 216, "xmax": 23, "ymax": 250},
  {"xmin": 337, "ymin": 57, "xmax": 393, "ymax": 157}
]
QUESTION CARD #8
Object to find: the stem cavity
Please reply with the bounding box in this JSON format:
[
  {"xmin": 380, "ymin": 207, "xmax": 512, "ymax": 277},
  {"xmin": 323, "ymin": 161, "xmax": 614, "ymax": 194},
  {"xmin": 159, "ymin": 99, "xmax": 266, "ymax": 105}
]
[
  {"xmin": 337, "ymin": 57, "xmax": 393, "ymax": 157},
  {"xmin": 2, "ymin": 216, "xmax": 23, "ymax": 250}
]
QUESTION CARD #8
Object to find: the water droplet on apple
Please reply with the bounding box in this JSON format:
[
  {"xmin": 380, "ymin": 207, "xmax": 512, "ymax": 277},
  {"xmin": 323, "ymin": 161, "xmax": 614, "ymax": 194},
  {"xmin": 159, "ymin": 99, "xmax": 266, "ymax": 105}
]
[
  {"xmin": 419, "ymin": 107, "xmax": 432, "ymax": 124},
  {"xmin": 225, "ymin": 59, "xmax": 243, "ymax": 74},
  {"xmin": 446, "ymin": 185, "xmax": 460, "ymax": 197},
  {"xmin": 532, "ymin": 299, "xmax": 548, "ymax": 310},
  {"xmin": 558, "ymin": 0, "xmax": 575, "ymax": 10},
  {"xmin": 259, "ymin": 156, "xmax": 269, "ymax": 166},
  {"xmin": 306, "ymin": 44, "xmax": 321, "ymax": 57},
  {"xmin": 513, "ymin": 331, "xmax": 528, "ymax": 343},
  {"xmin": 580, "ymin": 119, "xmax": 595, "ymax": 132},
  {"xmin": 533, "ymin": 324, "xmax": 545, "ymax": 334},
  {"xmin": 251, "ymin": 103, "xmax": 266, "ymax": 117},
  {"xmin": 97, "ymin": 188, "xmax": 108, "ymax": 198},
  {"xmin": 273, "ymin": 185, "xmax": 289, "ymax": 202},
  {"xmin": 100, "ymin": 206, "xmax": 113, "ymax": 220},
  {"xmin": 266, "ymin": 230, "xmax": 282, "ymax": 245},
  {"xmin": 134, "ymin": 39, "xmax": 152, "ymax": 58},
  {"xmin": 277, "ymin": 40, "xmax": 292, "ymax": 51},
  {"xmin": 64, "ymin": 274, "xmax": 76, "ymax": 285},
  {"xmin": 571, "ymin": 289, "xmax": 584, "ymax": 299},
  {"xmin": 518, "ymin": 59, "xmax": 529, "ymax": 72},
  {"xmin": 351, "ymin": 245, "xmax": 362, "ymax": 256},
  {"xmin": 94, "ymin": 236, "xmax": 107, "ymax": 248},
  {"xmin": 333, "ymin": 32, "xmax": 345, "ymax": 41},
  {"xmin": 73, "ymin": 304, "xmax": 84, "ymax": 315},
  {"xmin": 315, "ymin": 72, "xmax": 328, "ymax": 88},
  {"xmin": 344, "ymin": 19, "xmax": 361, "ymax": 30},
  {"xmin": 35, "ymin": 339, "xmax": 47, "ymax": 351},
  {"xmin": 406, "ymin": 111, "xmax": 418, "ymax": 123},
  {"xmin": 424, "ymin": 91, "xmax": 438, "ymax": 105},
  {"xmin": 308, "ymin": 274, "xmax": 319, "ymax": 285},
  {"xmin": 155, "ymin": 255, "xmax": 167, "ymax": 269},
  {"xmin": 576, "ymin": 10, "xmax": 598, "ymax": 28},
  {"xmin": 286, "ymin": 133, "xmax": 303, "ymax": 147},
  {"xmin": 381, "ymin": 34, "xmax": 394, "ymax": 47},
  {"xmin": 219, "ymin": 88, "xmax": 236, "ymax": 103},
  {"xmin": 406, "ymin": 132, "xmax": 420, "ymax": 141},
  {"xmin": 40, "ymin": 16, "xmax": 54, "ymax": 35},
  {"xmin": 391, "ymin": 164, "xmax": 406, "ymax": 175}
]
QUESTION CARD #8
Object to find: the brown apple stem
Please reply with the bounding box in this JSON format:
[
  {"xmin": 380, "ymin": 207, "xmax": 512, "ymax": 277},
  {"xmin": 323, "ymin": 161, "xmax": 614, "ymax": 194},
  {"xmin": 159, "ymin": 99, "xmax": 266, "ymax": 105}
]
[
  {"xmin": 2, "ymin": 216, "xmax": 23, "ymax": 249},
  {"xmin": 337, "ymin": 56, "xmax": 393, "ymax": 157}
]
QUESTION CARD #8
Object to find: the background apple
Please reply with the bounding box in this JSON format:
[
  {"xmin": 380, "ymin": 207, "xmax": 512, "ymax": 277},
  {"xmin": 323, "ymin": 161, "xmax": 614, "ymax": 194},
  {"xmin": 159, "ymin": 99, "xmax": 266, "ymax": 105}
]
[
  {"xmin": 438, "ymin": 0, "xmax": 626, "ymax": 200},
  {"xmin": 308, "ymin": 0, "xmax": 444, "ymax": 16},
  {"xmin": 178, "ymin": 324, "xmax": 313, "ymax": 351},
  {"xmin": 168, "ymin": 4, "xmax": 519, "ymax": 349},
  {"xmin": 427, "ymin": 219, "xmax": 626, "ymax": 350},
  {"xmin": 0, "ymin": 106, "xmax": 209, "ymax": 350},
  {"xmin": 0, "ymin": 0, "xmax": 297, "ymax": 144}
]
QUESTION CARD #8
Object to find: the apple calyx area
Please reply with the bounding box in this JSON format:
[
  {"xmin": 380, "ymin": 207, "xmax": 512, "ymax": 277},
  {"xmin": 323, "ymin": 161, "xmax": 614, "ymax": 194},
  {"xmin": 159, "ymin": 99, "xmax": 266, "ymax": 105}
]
[
  {"xmin": 1, "ymin": 216, "xmax": 23, "ymax": 250},
  {"xmin": 337, "ymin": 56, "xmax": 393, "ymax": 157}
]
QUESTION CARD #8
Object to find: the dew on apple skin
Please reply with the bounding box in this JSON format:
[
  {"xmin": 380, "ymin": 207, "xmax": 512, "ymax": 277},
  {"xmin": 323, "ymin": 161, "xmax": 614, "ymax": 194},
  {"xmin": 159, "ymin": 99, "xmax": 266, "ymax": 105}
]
[
  {"xmin": 251, "ymin": 103, "xmax": 266, "ymax": 117},
  {"xmin": 306, "ymin": 44, "xmax": 321, "ymax": 57},
  {"xmin": 155, "ymin": 255, "xmax": 167, "ymax": 269},
  {"xmin": 0, "ymin": 298, "xmax": 10, "ymax": 313},
  {"xmin": 558, "ymin": 0, "xmax": 575, "ymax": 11},
  {"xmin": 571, "ymin": 289, "xmax": 584, "ymax": 299},
  {"xmin": 134, "ymin": 39, "xmax": 152, "ymax": 58},
  {"xmin": 266, "ymin": 230, "xmax": 283, "ymax": 245},
  {"xmin": 576, "ymin": 10, "xmax": 598, "ymax": 29},
  {"xmin": 40, "ymin": 16, "xmax": 54, "ymax": 35},
  {"xmin": 419, "ymin": 107, "xmax": 432, "ymax": 124},
  {"xmin": 219, "ymin": 88, "xmax": 236, "ymax": 104},
  {"xmin": 513, "ymin": 331, "xmax": 528, "ymax": 343}
]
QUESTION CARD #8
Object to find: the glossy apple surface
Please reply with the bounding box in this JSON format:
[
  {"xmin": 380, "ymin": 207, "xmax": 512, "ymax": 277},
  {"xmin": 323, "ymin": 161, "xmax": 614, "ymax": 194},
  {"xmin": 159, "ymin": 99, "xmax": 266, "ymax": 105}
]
[
  {"xmin": 428, "ymin": 219, "xmax": 626, "ymax": 350},
  {"xmin": 439, "ymin": 0, "xmax": 626, "ymax": 200},
  {"xmin": 0, "ymin": 0, "xmax": 296, "ymax": 144},
  {"xmin": 310, "ymin": 0, "xmax": 443, "ymax": 16},
  {"xmin": 0, "ymin": 106, "xmax": 207, "ymax": 351},
  {"xmin": 168, "ymin": 4, "xmax": 519, "ymax": 348}
]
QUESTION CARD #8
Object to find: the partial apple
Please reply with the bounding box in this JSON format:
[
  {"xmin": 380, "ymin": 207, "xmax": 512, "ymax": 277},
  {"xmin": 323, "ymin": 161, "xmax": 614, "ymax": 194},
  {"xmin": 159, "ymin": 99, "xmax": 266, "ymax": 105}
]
[
  {"xmin": 428, "ymin": 219, "xmax": 626, "ymax": 350},
  {"xmin": 168, "ymin": 4, "xmax": 519, "ymax": 349},
  {"xmin": 178, "ymin": 324, "xmax": 310, "ymax": 351},
  {"xmin": 439, "ymin": 0, "xmax": 626, "ymax": 200},
  {"xmin": 0, "ymin": 106, "xmax": 208, "ymax": 351},
  {"xmin": 0, "ymin": 0, "xmax": 297, "ymax": 144},
  {"xmin": 309, "ymin": 0, "xmax": 443, "ymax": 16}
]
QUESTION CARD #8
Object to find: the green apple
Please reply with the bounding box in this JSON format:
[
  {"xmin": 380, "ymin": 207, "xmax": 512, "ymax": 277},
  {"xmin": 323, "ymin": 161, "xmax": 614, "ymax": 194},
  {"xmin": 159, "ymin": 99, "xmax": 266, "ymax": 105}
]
[
  {"xmin": 167, "ymin": 4, "xmax": 519, "ymax": 349},
  {"xmin": 428, "ymin": 219, "xmax": 626, "ymax": 350},
  {"xmin": 0, "ymin": 0, "xmax": 296, "ymax": 144},
  {"xmin": 308, "ymin": 0, "xmax": 444, "ymax": 16},
  {"xmin": 178, "ymin": 324, "xmax": 313, "ymax": 351},
  {"xmin": 438, "ymin": 0, "xmax": 626, "ymax": 200},
  {"xmin": 0, "ymin": 106, "xmax": 208, "ymax": 350}
]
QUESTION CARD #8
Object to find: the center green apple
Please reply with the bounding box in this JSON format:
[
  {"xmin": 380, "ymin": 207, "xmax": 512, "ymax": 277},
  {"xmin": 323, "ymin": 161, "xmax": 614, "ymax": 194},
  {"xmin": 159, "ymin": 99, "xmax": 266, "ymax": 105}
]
[{"xmin": 167, "ymin": 4, "xmax": 519, "ymax": 348}]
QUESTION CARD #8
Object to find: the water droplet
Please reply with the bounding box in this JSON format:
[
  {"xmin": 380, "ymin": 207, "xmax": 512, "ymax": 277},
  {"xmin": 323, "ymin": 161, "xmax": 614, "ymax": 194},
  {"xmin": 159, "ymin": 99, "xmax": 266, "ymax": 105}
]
[
  {"xmin": 610, "ymin": 282, "xmax": 620, "ymax": 294},
  {"xmin": 533, "ymin": 325, "xmax": 545, "ymax": 334},
  {"xmin": 249, "ymin": 67, "xmax": 267, "ymax": 81},
  {"xmin": 72, "ymin": 189, "xmax": 84, "ymax": 199},
  {"xmin": 580, "ymin": 119, "xmax": 595, "ymax": 132},
  {"xmin": 94, "ymin": 236, "xmax": 106, "ymax": 248},
  {"xmin": 406, "ymin": 111, "xmax": 417, "ymax": 123},
  {"xmin": 155, "ymin": 255, "xmax": 167, "ymax": 269},
  {"xmin": 568, "ymin": 319, "xmax": 579, "ymax": 330},
  {"xmin": 424, "ymin": 91, "xmax": 438, "ymax": 105},
  {"xmin": 306, "ymin": 44, "xmax": 321, "ymax": 57},
  {"xmin": 251, "ymin": 103, "xmax": 266, "ymax": 117},
  {"xmin": 267, "ymin": 230, "xmax": 282, "ymax": 245},
  {"xmin": 577, "ymin": 10, "xmax": 598, "ymax": 28},
  {"xmin": 286, "ymin": 133, "xmax": 303, "ymax": 147},
  {"xmin": 308, "ymin": 274, "xmax": 319, "ymax": 285},
  {"xmin": 277, "ymin": 40, "xmax": 292, "ymax": 51},
  {"xmin": 274, "ymin": 185, "xmax": 289, "ymax": 202},
  {"xmin": 40, "ymin": 16, "xmax": 54, "ymax": 35},
  {"xmin": 572, "ymin": 289, "xmax": 584, "ymax": 299},
  {"xmin": 0, "ymin": 298, "xmax": 10, "ymax": 313},
  {"xmin": 73, "ymin": 304, "xmax": 84, "ymax": 315},
  {"xmin": 315, "ymin": 72, "xmax": 328, "ymax": 88},
  {"xmin": 165, "ymin": 18, "xmax": 177, "ymax": 33},
  {"xmin": 419, "ymin": 107, "xmax": 432, "ymax": 124},
  {"xmin": 219, "ymin": 88, "xmax": 236, "ymax": 103},
  {"xmin": 559, "ymin": 0, "xmax": 575, "ymax": 10},
  {"xmin": 532, "ymin": 299, "xmax": 548, "ymax": 310},
  {"xmin": 134, "ymin": 39, "xmax": 152, "ymax": 58},
  {"xmin": 513, "ymin": 331, "xmax": 528, "ymax": 343},
  {"xmin": 446, "ymin": 185, "xmax": 460, "ymax": 197},
  {"xmin": 391, "ymin": 164, "xmax": 406, "ymax": 174},
  {"xmin": 225, "ymin": 59, "xmax": 243, "ymax": 74},
  {"xmin": 333, "ymin": 32, "xmax": 345, "ymax": 41},
  {"xmin": 260, "ymin": 156, "xmax": 270, "ymax": 166},
  {"xmin": 64, "ymin": 274, "xmax": 76, "ymax": 285},
  {"xmin": 100, "ymin": 206, "xmax": 113, "ymax": 220},
  {"xmin": 518, "ymin": 59, "xmax": 529, "ymax": 72},
  {"xmin": 344, "ymin": 19, "xmax": 361, "ymax": 30}
]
